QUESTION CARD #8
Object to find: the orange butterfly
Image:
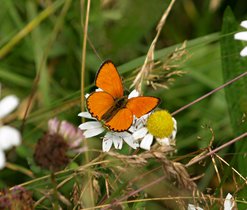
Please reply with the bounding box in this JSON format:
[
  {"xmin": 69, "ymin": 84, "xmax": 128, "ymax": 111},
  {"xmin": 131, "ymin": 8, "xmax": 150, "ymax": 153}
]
[{"xmin": 86, "ymin": 60, "xmax": 160, "ymax": 132}]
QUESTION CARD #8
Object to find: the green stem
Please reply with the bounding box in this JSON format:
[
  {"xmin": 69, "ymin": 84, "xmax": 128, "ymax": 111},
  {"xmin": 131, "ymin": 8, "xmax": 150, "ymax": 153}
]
[{"xmin": 50, "ymin": 172, "xmax": 59, "ymax": 210}]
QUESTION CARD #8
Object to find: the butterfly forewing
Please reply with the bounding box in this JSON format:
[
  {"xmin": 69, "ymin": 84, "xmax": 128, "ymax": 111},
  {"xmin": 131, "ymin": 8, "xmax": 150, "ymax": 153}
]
[
  {"xmin": 87, "ymin": 92, "xmax": 115, "ymax": 120},
  {"xmin": 126, "ymin": 96, "xmax": 160, "ymax": 118},
  {"xmin": 96, "ymin": 61, "xmax": 124, "ymax": 99},
  {"xmin": 87, "ymin": 60, "xmax": 161, "ymax": 133},
  {"xmin": 105, "ymin": 108, "xmax": 133, "ymax": 132}
]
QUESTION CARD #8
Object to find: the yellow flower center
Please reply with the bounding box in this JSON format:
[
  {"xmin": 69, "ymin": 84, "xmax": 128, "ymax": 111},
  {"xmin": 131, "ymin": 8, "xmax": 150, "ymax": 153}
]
[{"xmin": 147, "ymin": 110, "xmax": 174, "ymax": 138}]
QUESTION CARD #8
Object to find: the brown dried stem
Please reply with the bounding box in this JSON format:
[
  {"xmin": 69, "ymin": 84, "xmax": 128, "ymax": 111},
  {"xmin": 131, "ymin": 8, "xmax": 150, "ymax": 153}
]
[
  {"xmin": 132, "ymin": 0, "xmax": 176, "ymax": 93},
  {"xmin": 186, "ymin": 132, "xmax": 247, "ymax": 167},
  {"xmin": 172, "ymin": 71, "xmax": 247, "ymax": 116}
]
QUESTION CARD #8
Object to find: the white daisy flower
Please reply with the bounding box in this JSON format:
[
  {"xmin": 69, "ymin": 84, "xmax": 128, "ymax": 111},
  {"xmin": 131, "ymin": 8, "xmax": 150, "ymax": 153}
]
[
  {"xmin": 102, "ymin": 131, "xmax": 139, "ymax": 152},
  {"xmin": 234, "ymin": 20, "xmax": 247, "ymax": 56},
  {"xmin": 78, "ymin": 111, "xmax": 139, "ymax": 152},
  {"xmin": 78, "ymin": 111, "xmax": 105, "ymax": 138},
  {"xmin": 0, "ymin": 93, "xmax": 21, "ymax": 169},
  {"xmin": 132, "ymin": 110, "xmax": 177, "ymax": 150},
  {"xmin": 78, "ymin": 89, "xmax": 141, "ymax": 152}
]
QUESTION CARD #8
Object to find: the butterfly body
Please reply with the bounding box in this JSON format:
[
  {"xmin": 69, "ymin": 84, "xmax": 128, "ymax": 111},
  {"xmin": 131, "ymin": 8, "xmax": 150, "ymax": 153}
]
[
  {"xmin": 101, "ymin": 96, "xmax": 128, "ymax": 122},
  {"xmin": 86, "ymin": 60, "xmax": 160, "ymax": 132}
]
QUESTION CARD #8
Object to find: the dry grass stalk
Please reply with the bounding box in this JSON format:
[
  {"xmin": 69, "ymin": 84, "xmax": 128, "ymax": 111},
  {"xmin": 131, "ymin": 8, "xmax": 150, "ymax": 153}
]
[
  {"xmin": 107, "ymin": 145, "xmax": 198, "ymax": 192},
  {"xmin": 146, "ymin": 42, "xmax": 188, "ymax": 89},
  {"xmin": 132, "ymin": 0, "xmax": 176, "ymax": 93},
  {"xmin": 72, "ymin": 183, "xmax": 81, "ymax": 207},
  {"xmin": 207, "ymin": 127, "xmax": 224, "ymax": 206},
  {"xmin": 104, "ymin": 146, "xmax": 212, "ymax": 209},
  {"xmin": 80, "ymin": 0, "xmax": 96, "ymax": 207},
  {"xmin": 186, "ymin": 132, "xmax": 247, "ymax": 167},
  {"xmin": 215, "ymin": 154, "xmax": 247, "ymax": 185}
]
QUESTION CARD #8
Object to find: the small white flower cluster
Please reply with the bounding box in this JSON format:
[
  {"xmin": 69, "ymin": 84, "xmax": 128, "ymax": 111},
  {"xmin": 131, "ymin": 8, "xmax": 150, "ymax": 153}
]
[
  {"xmin": 0, "ymin": 92, "xmax": 21, "ymax": 169},
  {"xmin": 79, "ymin": 90, "xmax": 177, "ymax": 152},
  {"xmin": 234, "ymin": 20, "xmax": 247, "ymax": 57}
]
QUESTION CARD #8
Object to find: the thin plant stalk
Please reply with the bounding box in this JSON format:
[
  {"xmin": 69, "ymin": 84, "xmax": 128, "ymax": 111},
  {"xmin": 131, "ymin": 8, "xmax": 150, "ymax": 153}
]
[
  {"xmin": 186, "ymin": 132, "xmax": 247, "ymax": 167},
  {"xmin": 51, "ymin": 172, "xmax": 59, "ymax": 210},
  {"xmin": 80, "ymin": 1, "xmax": 94, "ymax": 207},
  {"xmin": 132, "ymin": 0, "xmax": 176, "ymax": 92},
  {"xmin": 172, "ymin": 71, "xmax": 247, "ymax": 116}
]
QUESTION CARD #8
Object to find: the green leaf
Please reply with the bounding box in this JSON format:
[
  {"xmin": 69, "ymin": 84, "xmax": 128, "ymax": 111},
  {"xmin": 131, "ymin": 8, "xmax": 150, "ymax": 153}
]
[{"xmin": 220, "ymin": 7, "xmax": 247, "ymax": 204}]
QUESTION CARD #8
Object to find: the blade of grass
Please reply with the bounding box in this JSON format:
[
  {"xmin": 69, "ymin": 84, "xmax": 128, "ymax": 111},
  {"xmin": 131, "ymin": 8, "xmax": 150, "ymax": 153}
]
[
  {"xmin": 220, "ymin": 7, "xmax": 247, "ymax": 183},
  {"xmin": 0, "ymin": 67, "xmax": 32, "ymax": 88},
  {"xmin": 21, "ymin": 0, "xmax": 73, "ymax": 131},
  {"xmin": 0, "ymin": 0, "xmax": 65, "ymax": 59},
  {"xmin": 26, "ymin": 1, "xmax": 50, "ymax": 106},
  {"xmin": 4, "ymin": 0, "xmax": 24, "ymax": 29}
]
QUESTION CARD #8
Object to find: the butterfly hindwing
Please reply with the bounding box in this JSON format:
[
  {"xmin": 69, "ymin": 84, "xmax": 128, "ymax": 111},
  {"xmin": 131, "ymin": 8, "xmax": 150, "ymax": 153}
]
[
  {"xmin": 86, "ymin": 91, "xmax": 114, "ymax": 120},
  {"xmin": 126, "ymin": 96, "xmax": 160, "ymax": 118},
  {"xmin": 105, "ymin": 108, "xmax": 133, "ymax": 132},
  {"xmin": 95, "ymin": 61, "xmax": 124, "ymax": 99},
  {"xmin": 87, "ymin": 60, "xmax": 160, "ymax": 132}
]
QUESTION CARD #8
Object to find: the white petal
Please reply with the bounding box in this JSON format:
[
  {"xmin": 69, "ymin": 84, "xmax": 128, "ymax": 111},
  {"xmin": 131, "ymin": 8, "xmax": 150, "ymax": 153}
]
[
  {"xmin": 234, "ymin": 32, "xmax": 247, "ymax": 41},
  {"xmin": 122, "ymin": 132, "xmax": 139, "ymax": 149},
  {"xmin": 113, "ymin": 135, "xmax": 123, "ymax": 150},
  {"xmin": 102, "ymin": 133, "xmax": 113, "ymax": 152},
  {"xmin": 188, "ymin": 204, "xmax": 204, "ymax": 210},
  {"xmin": 140, "ymin": 113, "xmax": 150, "ymax": 121},
  {"xmin": 115, "ymin": 131, "xmax": 128, "ymax": 138},
  {"xmin": 0, "ymin": 150, "xmax": 6, "ymax": 170},
  {"xmin": 79, "ymin": 121, "xmax": 102, "ymax": 130},
  {"xmin": 0, "ymin": 95, "xmax": 19, "ymax": 119},
  {"xmin": 170, "ymin": 129, "xmax": 177, "ymax": 140},
  {"xmin": 128, "ymin": 126, "xmax": 135, "ymax": 133},
  {"xmin": 130, "ymin": 114, "xmax": 149, "ymax": 132},
  {"xmin": 240, "ymin": 20, "xmax": 247, "ymax": 29},
  {"xmin": 132, "ymin": 127, "xmax": 148, "ymax": 139},
  {"xmin": 157, "ymin": 137, "xmax": 170, "ymax": 146},
  {"xmin": 83, "ymin": 127, "xmax": 104, "ymax": 138},
  {"xmin": 128, "ymin": 89, "xmax": 140, "ymax": 98},
  {"xmin": 172, "ymin": 118, "xmax": 177, "ymax": 130},
  {"xmin": 96, "ymin": 88, "xmax": 103, "ymax": 92},
  {"xmin": 0, "ymin": 126, "xmax": 21, "ymax": 150},
  {"xmin": 224, "ymin": 193, "xmax": 234, "ymax": 210},
  {"xmin": 137, "ymin": 114, "xmax": 149, "ymax": 124},
  {"xmin": 85, "ymin": 89, "xmax": 103, "ymax": 99},
  {"xmin": 140, "ymin": 134, "xmax": 153, "ymax": 150},
  {"xmin": 104, "ymin": 132, "xmax": 114, "ymax": 139},
  {"xmin": 78, "ymin": 112, "xmax": 95, "ymax": 119},
  {"xmin": 240, "ymin": 46, "xmax": 247, "ymax": 57}
]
